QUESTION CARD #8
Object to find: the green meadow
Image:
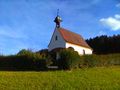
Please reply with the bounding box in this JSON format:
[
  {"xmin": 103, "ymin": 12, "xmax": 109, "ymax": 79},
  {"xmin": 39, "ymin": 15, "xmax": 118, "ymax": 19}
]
[{"xmin": 0, "ymin": 66, "xmax": 120, "ymax": 90}]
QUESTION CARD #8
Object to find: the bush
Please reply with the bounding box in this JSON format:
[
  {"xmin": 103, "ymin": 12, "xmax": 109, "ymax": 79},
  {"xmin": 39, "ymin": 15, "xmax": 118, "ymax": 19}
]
[
  {"xmin": 97, "ymin": 54, "xmax": 120, "ymax": 66},
  {"xmin": 58, "ymin": 51, "xmax": 120, "ymax": 70},
  {"xmin": 81, "ymin": 54, "xmax": 120, "ymax": 67},
  {"xmin": 17, "ymin": 49, "xmax": 32, "ymax": 55},
  {"xmin": 58, "ymin": 49, "xmax": 81, "ymax": 70},
  {"xmin": 0, "ymin": 49, "xmax": 120, "ymax": 71},
  {"xmin": 82, "ymin": 55, "xmax": 99, "ymax": 67},
  {"xmin": 0, "ymin": 49, "xmax": 51, "ymax": 71},
  {"xmin": 36, "ymin": 49, "xmax": 53, "ymax": 66},
  {"xmin": 18, "ymin": 50, "xmax": 48, "ymax": 70}
]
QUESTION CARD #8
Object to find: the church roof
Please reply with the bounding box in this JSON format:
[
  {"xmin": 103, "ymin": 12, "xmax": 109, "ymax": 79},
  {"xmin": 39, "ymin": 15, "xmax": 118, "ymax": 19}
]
[{"xmin": 58, "ymin": 27, "xmax": 92, "ymax": 49}]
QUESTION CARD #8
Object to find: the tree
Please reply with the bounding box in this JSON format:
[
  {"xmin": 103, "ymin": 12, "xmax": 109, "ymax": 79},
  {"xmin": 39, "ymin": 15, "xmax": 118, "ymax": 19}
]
[{"xmin": 86, "ymin": 34, "xmax": 120, "ymax": 54}]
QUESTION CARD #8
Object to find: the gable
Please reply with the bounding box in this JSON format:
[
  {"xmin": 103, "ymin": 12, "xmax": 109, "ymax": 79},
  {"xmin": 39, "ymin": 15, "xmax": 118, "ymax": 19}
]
[{"xmin": 48, "ymin": 28, "xmax": 66, "ymax": 51}]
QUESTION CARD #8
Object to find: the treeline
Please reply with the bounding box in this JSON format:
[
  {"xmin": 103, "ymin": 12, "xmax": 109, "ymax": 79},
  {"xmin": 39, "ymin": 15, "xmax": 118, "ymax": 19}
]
[{"xmin": 86, "ymin": 34, "xmax": 120, "ymax": 54}]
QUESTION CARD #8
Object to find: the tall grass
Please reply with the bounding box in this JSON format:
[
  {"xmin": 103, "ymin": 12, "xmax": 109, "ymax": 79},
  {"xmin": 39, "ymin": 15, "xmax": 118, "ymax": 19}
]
[{"xmin": 0, "ymin": 67, "xmax": 120, "ymax": 90}]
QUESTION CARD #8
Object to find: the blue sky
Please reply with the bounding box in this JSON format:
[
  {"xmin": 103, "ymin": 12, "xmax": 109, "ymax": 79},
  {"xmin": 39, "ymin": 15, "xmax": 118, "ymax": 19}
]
[{"xmin": 0, "ymin": 0, "xmax": 120, "ymax": 55}]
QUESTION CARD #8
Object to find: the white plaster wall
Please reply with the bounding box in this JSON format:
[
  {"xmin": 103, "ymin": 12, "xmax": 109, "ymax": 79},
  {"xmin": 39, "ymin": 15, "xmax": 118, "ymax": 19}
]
[
  {"xmin": 66, "ymin": 42, "xmax": 93, "ymax": 55},
  {"xmin": 48, "ymin": 28, "xmax": 66, "ymax": 51}
]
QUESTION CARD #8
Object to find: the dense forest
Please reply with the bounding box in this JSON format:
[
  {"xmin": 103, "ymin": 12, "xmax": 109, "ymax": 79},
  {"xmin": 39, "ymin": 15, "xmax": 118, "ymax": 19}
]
[{"xmin": 86, "ymin": 34, "xmax": 120, "ymax": 54}]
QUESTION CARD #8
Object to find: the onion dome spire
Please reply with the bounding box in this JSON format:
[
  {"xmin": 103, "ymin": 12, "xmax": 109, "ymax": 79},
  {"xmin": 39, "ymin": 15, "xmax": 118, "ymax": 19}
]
[{"xmin": 54, "ymin": 9, "xmax": 62, "ymax": 28}]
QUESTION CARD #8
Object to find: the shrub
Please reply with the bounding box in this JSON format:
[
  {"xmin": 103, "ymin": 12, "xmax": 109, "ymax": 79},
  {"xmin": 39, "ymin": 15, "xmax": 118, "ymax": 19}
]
[
  {"xmin": 82, "ymin": 55, "xmax": 99, "ymax": 67},
  {"xmin": 97, "ymin": 54, "xmax": 120, "ymax": 66},
  {"xmin": 58, "ymin": 52, "xmax": 120, "ymax": 70},
  {"xmin": 0, "ymin": 49, "xmax": 50, "ymax": 71},
  {"xmin": 36, "ymin": 49, "xmax": 53, "ymax": 67},
  {"xmin": 58, "ymin": 49, "xmax": 81, "ymax": 70},
  {"xmin": 17, "ymin": 49, "xmax": 33, "ymax": 56},
  {"xmin": 18, "ymin": 51, "xmax": 48, "ymax": 70},
  {"xmin": 81, "ymin": 54, "xmax": 120, "ymax": 67}
]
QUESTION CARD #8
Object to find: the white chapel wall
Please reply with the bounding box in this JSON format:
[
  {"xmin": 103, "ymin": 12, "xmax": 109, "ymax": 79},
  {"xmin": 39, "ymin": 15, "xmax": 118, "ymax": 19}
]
[
  {"xmin": 48, "ymin": 28, "xmax": 66, "ymax": 51},
  {"xmin": 66, "ymin": 42, "xmax": 93, "ymax": 55}
]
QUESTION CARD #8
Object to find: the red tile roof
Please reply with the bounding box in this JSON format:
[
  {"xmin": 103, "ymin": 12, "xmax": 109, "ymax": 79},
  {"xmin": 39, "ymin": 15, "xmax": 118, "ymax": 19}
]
[{"xmin": 58, "ymin": 27, "xmax": 92, "ymax": 49}]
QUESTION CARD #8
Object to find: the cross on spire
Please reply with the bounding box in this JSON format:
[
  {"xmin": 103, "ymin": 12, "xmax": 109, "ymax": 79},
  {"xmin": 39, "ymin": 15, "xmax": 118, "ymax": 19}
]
[{"xmin": 57, "ymin": 9, "xmax": 59, "ymax": 16}]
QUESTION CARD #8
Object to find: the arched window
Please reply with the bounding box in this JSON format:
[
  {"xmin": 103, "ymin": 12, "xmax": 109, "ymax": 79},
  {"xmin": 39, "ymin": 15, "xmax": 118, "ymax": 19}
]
[
  {"xmin": 83, "ymin": 49, "xmax": 85, "ymax": 55},
  {"xmin": 68, "ymin": 47, "xmax": 74, "ymax": 51}
]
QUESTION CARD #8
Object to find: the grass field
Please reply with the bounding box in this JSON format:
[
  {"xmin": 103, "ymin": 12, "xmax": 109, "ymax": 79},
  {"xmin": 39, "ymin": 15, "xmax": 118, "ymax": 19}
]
[{"xmin": 0, "ymin": 66, "xmax": 120, "ymax": 90}]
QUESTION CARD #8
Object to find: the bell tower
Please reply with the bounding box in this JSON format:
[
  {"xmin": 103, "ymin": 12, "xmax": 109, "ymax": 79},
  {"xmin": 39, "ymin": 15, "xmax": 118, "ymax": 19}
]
[{"xmin": 54, "ymin": 9, "xmax": 62, "ymax": 28}]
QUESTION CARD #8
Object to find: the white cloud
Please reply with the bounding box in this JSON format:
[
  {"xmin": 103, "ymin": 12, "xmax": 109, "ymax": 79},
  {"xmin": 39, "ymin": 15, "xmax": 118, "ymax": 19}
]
[
  {"xmin": 116, "ymin": 3, "xmax": 120, "ymax": 8},
  {"xmin": 100, "ymin": 14, "xmax": 120, "ymax": 31},
  {"xmin": 115, "ymin": 14, "xmax": 120, "ymax": 19}
]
